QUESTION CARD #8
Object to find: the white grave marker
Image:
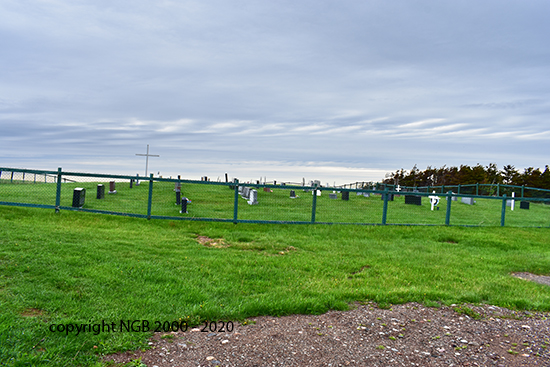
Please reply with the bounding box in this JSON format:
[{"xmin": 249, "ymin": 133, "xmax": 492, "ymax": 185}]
[{"xmin": 428, "ymin": 191, "xmax": 440, "ymax": 211}]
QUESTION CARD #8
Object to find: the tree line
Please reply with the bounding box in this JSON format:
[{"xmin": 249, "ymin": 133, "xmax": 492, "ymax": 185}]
[{"xmin": 383, "ymin": 163, "xmax": 550, "ymax": 190}]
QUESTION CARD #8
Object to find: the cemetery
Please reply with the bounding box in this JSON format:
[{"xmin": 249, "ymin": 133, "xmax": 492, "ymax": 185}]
[
  {"xmin": 1, "ymin": 167, "xmax": 550, "ymax": 227},
  {"xmin": 1, "ymin": 167, "xmax": 550, "ymax": 366}
]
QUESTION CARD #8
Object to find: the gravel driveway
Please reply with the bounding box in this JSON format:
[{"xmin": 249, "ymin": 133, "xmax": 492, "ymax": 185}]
[{"xmin": 105, "ymin": 301, "xmax": 550, "ymax": 367}]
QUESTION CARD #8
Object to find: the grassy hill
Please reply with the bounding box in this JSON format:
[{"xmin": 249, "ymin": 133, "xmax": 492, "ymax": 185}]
[{"xmin": 1, "ymin": 206, "xmax": 550, "ymax": 365}]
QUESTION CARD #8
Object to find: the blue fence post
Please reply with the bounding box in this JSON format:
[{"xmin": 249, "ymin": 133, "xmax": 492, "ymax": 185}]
[
  {"xmin": 311, "ymin": 184, "xmax": 318, "ymax": 223},
  {"xmin": 233, "ymin": 179, "xmax": 239, "ymax": 224},
  {"xmin": 500, "ymin": 194, "xmax": 507, "ymax": 227},
  {"xmin": 445, "ymin": 191, "xmax": 452, "ymax": 225},
  {"xmin": 147, "ymin": 173, "xmax": 154, "ymax": 220},
  {"xmin": 382, "ymin": 188, "xmax": 389, "ymax": 225},
  {"xmin": 521, "ymin": 185, "xmax": 525, "ymax": 198},
  {"xmin": 55, "ymin": 167, "xmax": 62, "ymax": 213}
]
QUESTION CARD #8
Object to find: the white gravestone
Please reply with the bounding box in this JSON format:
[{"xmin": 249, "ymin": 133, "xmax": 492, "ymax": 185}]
[
  {"xmin": 461, "ymin": 197, "xmax": 475, "ymax": 205},
  {"xmin": 247, "ymin": 189, "xmax": 258, "ymax": 205}
]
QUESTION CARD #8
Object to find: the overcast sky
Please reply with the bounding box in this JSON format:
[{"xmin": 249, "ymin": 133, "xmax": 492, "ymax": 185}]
[{"xmin": 1, "ymin": 0, "xmax": 549, "ymax": 184}]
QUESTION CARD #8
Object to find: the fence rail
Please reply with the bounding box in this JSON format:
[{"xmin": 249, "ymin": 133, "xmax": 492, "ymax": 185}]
[{"xmin": 1, "ymin": 167, "xmax": 550, "ymax": 227}]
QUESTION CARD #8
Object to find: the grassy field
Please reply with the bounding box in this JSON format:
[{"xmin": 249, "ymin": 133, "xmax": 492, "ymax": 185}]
[
  {"xmin": 1, "ymin": 205, "xmax": 550, "ymax": 366},
  {"xmin": 1, "ymin": 179, "xmax": 550, "ymax": 227}
]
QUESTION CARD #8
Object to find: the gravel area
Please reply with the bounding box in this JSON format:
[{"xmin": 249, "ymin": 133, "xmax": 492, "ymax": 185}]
[{"xmin": 105, "ymin": 302, "xmax": 550, "ymax": 367}]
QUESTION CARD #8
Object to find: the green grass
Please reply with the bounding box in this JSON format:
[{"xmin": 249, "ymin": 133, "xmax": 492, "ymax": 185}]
[
  {"xmin": 1, "ymin": 205, "xmax": 550, "ymax": 366},
  {"xmin": 1, "ymin": 179, "xmax": 550, "ymax": 227}
]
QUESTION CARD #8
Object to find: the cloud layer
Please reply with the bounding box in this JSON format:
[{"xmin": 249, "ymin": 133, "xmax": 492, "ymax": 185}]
[{"xmin": 1, "ymin": 0, "xmax": 549, "ymax": 183}]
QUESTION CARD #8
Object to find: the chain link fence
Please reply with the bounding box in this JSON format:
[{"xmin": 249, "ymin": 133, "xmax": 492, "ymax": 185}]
[{"xmin": 1, "ymin": 167, "xmax": 550, "ymax": 227}]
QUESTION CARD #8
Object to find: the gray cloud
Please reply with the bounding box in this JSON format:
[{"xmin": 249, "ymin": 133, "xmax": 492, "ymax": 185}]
[{"xmin": 1, "ymin": 0, "xmax": 549, "ymax": 183}]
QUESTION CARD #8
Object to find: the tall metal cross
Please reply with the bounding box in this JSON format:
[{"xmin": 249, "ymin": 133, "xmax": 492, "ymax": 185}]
[{"xmin": 135, "ymin": 144, "xmax": 160, "ymax": 177}]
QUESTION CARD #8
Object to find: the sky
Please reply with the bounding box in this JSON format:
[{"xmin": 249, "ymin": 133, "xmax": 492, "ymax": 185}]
[{"xmin": 1, "ymin": 0, "xmax": 549, "ymax": 185}]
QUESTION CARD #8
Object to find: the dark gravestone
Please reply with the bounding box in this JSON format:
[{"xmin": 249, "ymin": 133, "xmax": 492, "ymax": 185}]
[
  {"xmin": 329, "ymin": 193, "xmax": 337, "ymax": 199},
  {"xmin": 263, "ymin": 187, "xmax": 270, "ymax": 192},
  {"xmin": 96, "ymin": 184, "xmax": 105, "ymax": 199},
  {"xmin": 290, "ymin": 190, "xmax": 296, "ymax": 198},
  {"xmin": 175, "ymin": 190, "xmax": 181, "ymax": 205},
  {"xmin": 342, "ymin": 191, "xmax": 349, "ymax": 201},
  {"xmin": 180, "ymin": 198, "xmax": 188, "ymax": 214},
  {"xmin": 520, "ymin": 201, "xmax": 530, "ymax": 210},
  {"xmin": 72, "ymin": 188, "xmax": 86, "ymax": 208},
  {"xmin": 130, "ymin": 179, "xmax": 134, "ymax": 188},
  {"xmin": 405, "ymin": 195, "xmax": 422, "ymax": 205},
  {"xmin": 108, "ymin": 181, "xmax": 116, "ymax": 194}
]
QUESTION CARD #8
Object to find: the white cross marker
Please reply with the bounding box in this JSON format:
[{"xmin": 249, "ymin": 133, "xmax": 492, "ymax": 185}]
[
  {"xmin": 428, "ymin": 190, "xmax": 440, "ymax": 211},
  {"xmin": 135, "ymin": 144, "xmax": 160, "ymax": 178}
]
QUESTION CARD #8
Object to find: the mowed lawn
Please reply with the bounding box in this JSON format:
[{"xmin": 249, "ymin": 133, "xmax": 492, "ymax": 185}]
[{"xmin": 1, "ymin": 206, "xmax": 550, "ymax": 366}]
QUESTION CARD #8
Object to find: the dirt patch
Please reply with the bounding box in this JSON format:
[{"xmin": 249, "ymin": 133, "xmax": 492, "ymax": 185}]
[
  {"xmin": 20, "ymin": 308, "xmax": 45, "ymax": 317},
  {"xmin": 512, "ymin": 272, "xmax": 550, "ymax": 287},
  {"xmin": 104, "ymin": 302, "xmax": 550, "ymax": 367},
  {"xmin": 196, "ymin": 236, "xmax": 229, "ymax": 248}
]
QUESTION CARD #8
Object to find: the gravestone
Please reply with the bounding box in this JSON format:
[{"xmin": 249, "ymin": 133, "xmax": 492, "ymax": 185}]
[
  {"xmin": 520, "ymin": 201, "xmax": 530, "ymax": 210},
  {"xmin": 180, "ymin": 198, "xmax": 188, "ymax": 214},
  {"xmin": 405, "ymin": 195, "xmax": 422, "ymax": 205},
  {"xmin": 175, "ymin": 190, "xmax": 181, "ymax": 205},
  {"xmin": 96, "ymin": 184, "xmax": 105, "ymax": 199},
  {"xmin": 461, "ymin": 197, "xmax": 474, "ymax": 205},
  {"xmin": 329, "ymin": 193, "xmax": 337, "ymax": 199},
  {"xmin": 290, "ymin": 190, "xmax": 297, "ymax": 199},
  {"xmin": 428, "ymin": 192, "xmax": 440, "ymax": 211},
  {"xmin": 312, "ymin": 189, "xmax": 321, "ymax": 196},
  {"xmin": 247, "ymin": 189, "xmax": 258, "ymax": 205},
  {"xmin": 363, "ymin": 192, "xmax": 370, "ymax": 197},
  {"xmin": 108, "ymin": 181, "xmax": 117, "ymax": 194},
  {"xmin": 130, "ymin": 179, "xmax": 134, "ymax": 188},
  {"xmin": 72, "ymin": 188, "xmax": 86, "ymax": 208},
  {"xmin": 342, "ymin": 191, "xmax": 349, "ymax": 201},
  {"xmin": 238, "ymin": 186, "xmax": 243, "ymax": 194},
  {"xmin": 263, "ymin": 187, "xmax": 270, "ymax": 192}
]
